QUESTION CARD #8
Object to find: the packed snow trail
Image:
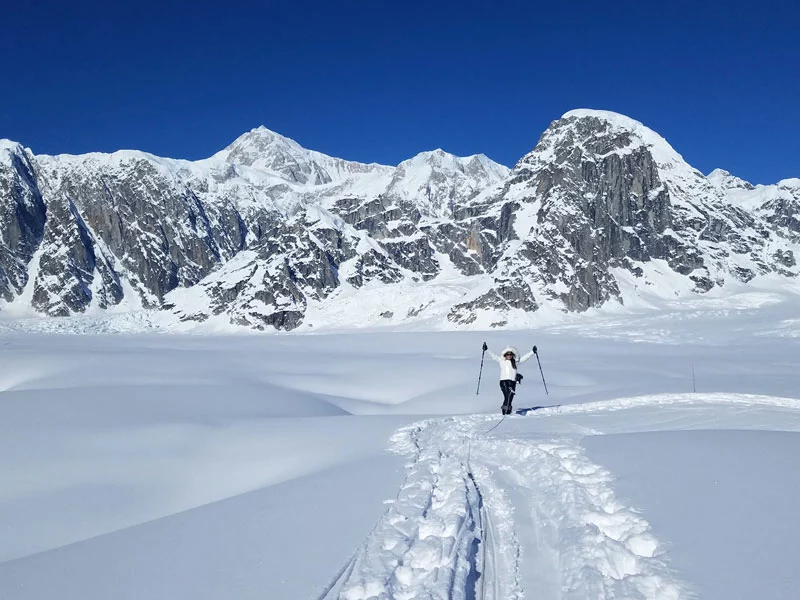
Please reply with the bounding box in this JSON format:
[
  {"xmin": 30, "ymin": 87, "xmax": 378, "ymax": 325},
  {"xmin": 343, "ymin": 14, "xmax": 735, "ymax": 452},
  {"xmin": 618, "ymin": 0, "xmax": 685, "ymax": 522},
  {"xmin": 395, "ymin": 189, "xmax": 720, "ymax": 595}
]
[{"xmin": 322, "ymin": 412, "xmax": 689, "ymax": 600}]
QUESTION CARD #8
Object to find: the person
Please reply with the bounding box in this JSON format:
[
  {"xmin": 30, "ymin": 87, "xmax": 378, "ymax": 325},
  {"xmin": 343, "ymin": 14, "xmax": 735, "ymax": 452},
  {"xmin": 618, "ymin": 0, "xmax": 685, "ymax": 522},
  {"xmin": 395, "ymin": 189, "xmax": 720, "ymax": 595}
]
[{"xmin": 482, "ymin": 342, "xmax": 535, "ymax": 415}]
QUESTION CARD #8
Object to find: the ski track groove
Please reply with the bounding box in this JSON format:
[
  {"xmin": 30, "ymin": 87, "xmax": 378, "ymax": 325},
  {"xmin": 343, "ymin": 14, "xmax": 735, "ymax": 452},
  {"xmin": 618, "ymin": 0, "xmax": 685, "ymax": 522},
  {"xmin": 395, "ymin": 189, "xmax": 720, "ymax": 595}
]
[
  {"xmin": 317, "ymin": 553, "xmax": 359, "ymax": 600},
  {"xmin": 479, "ymin": 493, "xmax": 500, "ymax": 600},
  {"xmin": 321, "ymin": 394, "xmax": 792, "ymax": 599}
]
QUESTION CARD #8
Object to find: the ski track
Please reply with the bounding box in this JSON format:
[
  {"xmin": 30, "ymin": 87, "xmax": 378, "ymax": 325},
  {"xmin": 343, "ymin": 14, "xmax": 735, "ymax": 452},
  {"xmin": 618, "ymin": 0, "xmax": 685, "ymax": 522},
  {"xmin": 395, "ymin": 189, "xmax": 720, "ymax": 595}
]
[{"xmin": 323, "ymin": 401, "xmax": 705, "ymax": 600}]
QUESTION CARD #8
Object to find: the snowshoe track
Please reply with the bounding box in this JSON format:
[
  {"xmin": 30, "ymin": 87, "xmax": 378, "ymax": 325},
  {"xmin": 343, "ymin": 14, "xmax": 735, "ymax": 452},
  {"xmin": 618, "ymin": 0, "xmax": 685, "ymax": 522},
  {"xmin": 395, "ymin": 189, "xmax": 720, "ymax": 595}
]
[
  {"xmin": 323, "ymin": 415, "xmax": 691, "ymax": 599},
  {"xmin": 321, "ymin": 421, "xmax": 490, "ymax": 600}
]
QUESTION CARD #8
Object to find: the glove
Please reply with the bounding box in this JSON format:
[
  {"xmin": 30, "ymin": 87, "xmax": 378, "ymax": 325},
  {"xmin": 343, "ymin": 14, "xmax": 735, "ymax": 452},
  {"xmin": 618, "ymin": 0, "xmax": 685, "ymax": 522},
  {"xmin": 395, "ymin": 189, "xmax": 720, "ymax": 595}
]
[
  {"xmin": 533, "ymin": 345, "xmax": 537, "ymax": 353},
  {"xmin": 482, "ymin": 342, "xmax": 488, "ymax": 351},
  {"xmin": 515, "ymin": 373, "xmax": 523, "ymax": 384}
]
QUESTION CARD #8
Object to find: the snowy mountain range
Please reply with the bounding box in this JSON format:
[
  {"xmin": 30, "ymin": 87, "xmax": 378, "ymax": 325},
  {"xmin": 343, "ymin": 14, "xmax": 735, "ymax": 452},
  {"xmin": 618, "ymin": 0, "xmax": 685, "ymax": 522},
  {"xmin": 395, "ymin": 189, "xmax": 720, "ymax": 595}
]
[{"xmin": 1, "ymin": 110, "xmax": 798, "ymax": 330}]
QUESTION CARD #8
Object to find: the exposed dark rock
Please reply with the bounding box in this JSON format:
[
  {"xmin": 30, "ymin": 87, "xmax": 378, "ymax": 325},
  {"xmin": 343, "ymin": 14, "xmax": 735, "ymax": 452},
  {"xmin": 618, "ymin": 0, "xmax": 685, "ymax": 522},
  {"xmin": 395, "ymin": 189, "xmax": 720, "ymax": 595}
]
[
  {"xmin": 0, "ymin": 144, "xmax": 46, "ymax": 301},
  {"xmin": 0, "ymin": 111, "xmax": 797, "ymax": 330},
  {"xmin": 32, "ymin": 194, "xmax": 123, "ymax": 315}
]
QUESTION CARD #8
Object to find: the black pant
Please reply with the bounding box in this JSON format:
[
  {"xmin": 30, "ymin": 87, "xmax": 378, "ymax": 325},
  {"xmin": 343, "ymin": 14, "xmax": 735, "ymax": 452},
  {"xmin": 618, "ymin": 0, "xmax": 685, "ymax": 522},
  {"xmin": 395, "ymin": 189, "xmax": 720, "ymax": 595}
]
[{"xmin": 500, "ymin": 380, "xmax": 516, "ymax": 414}]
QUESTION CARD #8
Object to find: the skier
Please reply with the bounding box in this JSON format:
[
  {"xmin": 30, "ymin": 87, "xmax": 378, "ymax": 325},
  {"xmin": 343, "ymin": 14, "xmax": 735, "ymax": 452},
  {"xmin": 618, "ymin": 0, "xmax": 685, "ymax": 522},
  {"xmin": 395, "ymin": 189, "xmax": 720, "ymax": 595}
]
[{"xmin": 482, "ymin": 342, "xmax": 535, "ymax": 415}]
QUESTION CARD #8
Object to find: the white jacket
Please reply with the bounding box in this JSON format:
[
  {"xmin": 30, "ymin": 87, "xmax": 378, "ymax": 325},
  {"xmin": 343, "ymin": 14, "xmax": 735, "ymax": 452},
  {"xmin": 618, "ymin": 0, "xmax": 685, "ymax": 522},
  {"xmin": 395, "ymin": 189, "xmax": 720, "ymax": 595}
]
[{"xmin": 487, "ymin": 346, "xmax": 535, "ymax": 381}]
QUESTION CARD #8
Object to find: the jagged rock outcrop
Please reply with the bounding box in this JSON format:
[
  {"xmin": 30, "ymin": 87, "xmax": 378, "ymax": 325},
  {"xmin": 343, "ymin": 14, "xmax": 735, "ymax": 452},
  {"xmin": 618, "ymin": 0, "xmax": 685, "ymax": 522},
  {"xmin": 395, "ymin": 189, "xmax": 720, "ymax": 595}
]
[
  {"xmin": 31, "ymin": 193, "xmax": 123, "ymax": 316},
  {"xmin": 0, "ymin": 142, "xmax": 46, "ymax": 301},
  {"xmin": 36, "ymin": 152, "xmax": 251, "ymax": 308},
  {"xmin": 0, "ymin": 111, "xmax": 797, "ymax": 330},
  {"xmin": 446, "ymin": 110, "xmax": 799, "ymax": 323},
  {"xmin": 166, "ymin": 207, "xmax": 397, "ymax": 329}
]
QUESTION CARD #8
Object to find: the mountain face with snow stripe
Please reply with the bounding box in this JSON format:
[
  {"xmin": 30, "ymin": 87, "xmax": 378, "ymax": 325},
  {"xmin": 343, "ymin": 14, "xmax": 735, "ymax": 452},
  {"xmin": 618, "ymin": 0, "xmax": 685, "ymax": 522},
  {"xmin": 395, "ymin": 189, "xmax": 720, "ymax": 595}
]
[
  {"xmin": 439, "ymin": 110, "xmax": 799, "ymax": 324},
  {"xmin": 0, "ymin": 142, "xmax": 46, "ymax": 303},
  {"xmin": 0, "ymin": 131, "xmax": 510, "ymax": 327},
  {"xmin": 0, "ymin": 110, "xmax": 797, "ymax": 330}
]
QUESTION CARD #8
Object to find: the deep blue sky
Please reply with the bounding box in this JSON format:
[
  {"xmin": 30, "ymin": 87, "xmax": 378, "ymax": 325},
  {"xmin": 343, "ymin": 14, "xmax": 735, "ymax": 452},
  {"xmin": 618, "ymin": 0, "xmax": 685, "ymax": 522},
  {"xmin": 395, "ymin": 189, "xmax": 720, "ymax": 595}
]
[{"xmin": 2, "ymin": 0, "xmax": 798, "ymax": 183}]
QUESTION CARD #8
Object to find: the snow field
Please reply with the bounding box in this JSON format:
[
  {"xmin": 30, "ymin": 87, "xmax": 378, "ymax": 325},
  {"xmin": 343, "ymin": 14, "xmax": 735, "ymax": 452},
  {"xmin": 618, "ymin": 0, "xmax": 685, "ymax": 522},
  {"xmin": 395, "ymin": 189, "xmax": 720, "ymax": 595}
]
[
  {"xmin": 584, "ymin": 428, "xmax": 800, "ymax": 599},
  {"xmin": 1, "ymin": 296, "xmax": 800, "ymax": 599}
]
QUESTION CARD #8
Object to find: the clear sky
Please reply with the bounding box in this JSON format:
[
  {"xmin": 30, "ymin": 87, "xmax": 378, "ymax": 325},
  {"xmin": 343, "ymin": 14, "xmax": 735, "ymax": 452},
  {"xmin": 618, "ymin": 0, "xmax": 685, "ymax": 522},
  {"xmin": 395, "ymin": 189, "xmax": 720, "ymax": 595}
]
[{"xmin": 2, "ymin": 0, "xmax": 798, "ymax": 183}]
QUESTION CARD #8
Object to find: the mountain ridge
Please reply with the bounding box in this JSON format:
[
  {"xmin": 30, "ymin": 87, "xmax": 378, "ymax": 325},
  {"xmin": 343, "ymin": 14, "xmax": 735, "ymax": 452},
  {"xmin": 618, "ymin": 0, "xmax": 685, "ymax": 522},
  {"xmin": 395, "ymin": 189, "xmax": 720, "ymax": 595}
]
[{"xmin": 1, "ymin": 110, "xmax": 798, "ymax": 331}]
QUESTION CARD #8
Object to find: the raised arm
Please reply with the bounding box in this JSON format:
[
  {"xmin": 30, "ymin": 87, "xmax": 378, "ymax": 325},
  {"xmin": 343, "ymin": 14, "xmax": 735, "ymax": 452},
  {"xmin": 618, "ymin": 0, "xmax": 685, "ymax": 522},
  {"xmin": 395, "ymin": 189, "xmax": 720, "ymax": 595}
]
[
  {"xmin": 483, "ymin": 342, "xmax": 501, "ymax": 362},
  {"xmin": 518, "ymin": 346, "xmax": 536, "ymax": 363}
]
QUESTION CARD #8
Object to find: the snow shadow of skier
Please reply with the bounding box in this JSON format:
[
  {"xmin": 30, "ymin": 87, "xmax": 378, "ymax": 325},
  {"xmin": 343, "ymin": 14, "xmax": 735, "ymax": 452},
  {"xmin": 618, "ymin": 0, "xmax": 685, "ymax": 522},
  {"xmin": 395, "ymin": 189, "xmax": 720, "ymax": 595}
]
[{"xmin": 515, "ymin": 404, "xmax": 561, "ymax": 416}]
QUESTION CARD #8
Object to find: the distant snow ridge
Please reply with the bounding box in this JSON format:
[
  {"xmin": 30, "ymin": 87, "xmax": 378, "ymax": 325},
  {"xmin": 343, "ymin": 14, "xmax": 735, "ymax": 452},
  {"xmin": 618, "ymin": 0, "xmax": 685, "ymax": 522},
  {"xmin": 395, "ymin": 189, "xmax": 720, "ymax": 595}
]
[
  {"xmin": 706, "ymin": 168, "xmax": 755, "ymax": 192},
  {"xmin": 0, "ymin": 108, "xmax": 798, "ymax": 331},
  {"xmin": 707, "ymin": 167, "xmax": 800, "ymax": 235},
  {"xmin": 212, "ymin": 126, "xmax": 394, "ymax": 185},
  {"xmin": 388, "ymin": 149, "xmax": 510, "ymax": 219},
  {"xmin": 323, "ymin": 416, "xmax": 689, "ymax": 600}
]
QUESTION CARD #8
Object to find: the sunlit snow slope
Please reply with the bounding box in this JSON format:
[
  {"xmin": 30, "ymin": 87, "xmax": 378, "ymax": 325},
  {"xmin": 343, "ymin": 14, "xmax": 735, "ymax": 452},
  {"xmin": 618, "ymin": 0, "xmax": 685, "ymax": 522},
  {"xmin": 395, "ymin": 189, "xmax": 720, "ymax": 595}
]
[{"xmin": 1, "ymin": 289, "xmax": 800, "ymax": 599}]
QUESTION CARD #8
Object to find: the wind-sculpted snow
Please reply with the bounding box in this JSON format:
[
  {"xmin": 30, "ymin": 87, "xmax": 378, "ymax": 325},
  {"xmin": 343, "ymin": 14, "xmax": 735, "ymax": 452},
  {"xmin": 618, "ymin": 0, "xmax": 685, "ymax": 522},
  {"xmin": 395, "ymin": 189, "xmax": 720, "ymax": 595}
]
[
  {"xmin": 533, "ymin": 392, "xmax": 800, "ymax": 416},
  {"xmin": 2, "ymin": 319, "xmax": 800, "ymax": 599},
  {"xmin": 325, "ymin": 415, "xmax": 689, "ymax": 599}
]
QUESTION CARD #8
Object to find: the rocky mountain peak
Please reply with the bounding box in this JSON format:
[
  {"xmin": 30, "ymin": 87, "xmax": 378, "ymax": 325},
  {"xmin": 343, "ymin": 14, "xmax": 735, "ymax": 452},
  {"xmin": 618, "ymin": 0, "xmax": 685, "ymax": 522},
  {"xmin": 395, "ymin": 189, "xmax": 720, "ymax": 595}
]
[
  {"xmin": 521, "ymin": 109, "xmax": 690, "ymax": 173},
  {"xmin": 213, "ymin": 126, "xmax": 325, "ymax": 184},
  {"xmin": 387, "ymin": 149, "xmax": 509, "ymax": 218},
  {"xmin": 778, "ymin": 178, "xmax": 800, "ymax": 191},
  {"xmin": 222, "ymin": 125, "xmax": 304, "ymax": 160},
  {"xmin": 0, "ymin": 139, "xmax": 27, "ymax": 160},
  {"xmin": 397, "ymin": 149, "xmax": 508, "ymax": 178},
  {"xmin": 707, "ymin": 168, "xmax": 756, "ymax": 191},
  {"xmin": 213, "ymin": 127, "xmax": 392, "ymax": 186}
]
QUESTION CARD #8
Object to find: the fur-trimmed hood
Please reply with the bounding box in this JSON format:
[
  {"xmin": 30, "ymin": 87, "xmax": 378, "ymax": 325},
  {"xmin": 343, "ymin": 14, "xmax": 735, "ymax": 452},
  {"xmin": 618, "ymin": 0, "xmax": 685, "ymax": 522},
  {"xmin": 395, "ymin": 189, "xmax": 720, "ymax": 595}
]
[{"xmin": 500, "ymin": 346, "xmax": 519, "ymax": 359}]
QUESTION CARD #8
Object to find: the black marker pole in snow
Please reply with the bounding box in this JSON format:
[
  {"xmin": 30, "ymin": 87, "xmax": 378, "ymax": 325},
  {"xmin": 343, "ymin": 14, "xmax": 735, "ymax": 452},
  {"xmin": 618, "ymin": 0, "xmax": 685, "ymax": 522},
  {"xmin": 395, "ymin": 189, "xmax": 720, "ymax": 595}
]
[
  {"xmin": 533, "ymin": 345, "xmax": 549, "ymax": 396},
  {"xmin": 476, "ymin": 344, "xmax": 487, "ymax": 395}
]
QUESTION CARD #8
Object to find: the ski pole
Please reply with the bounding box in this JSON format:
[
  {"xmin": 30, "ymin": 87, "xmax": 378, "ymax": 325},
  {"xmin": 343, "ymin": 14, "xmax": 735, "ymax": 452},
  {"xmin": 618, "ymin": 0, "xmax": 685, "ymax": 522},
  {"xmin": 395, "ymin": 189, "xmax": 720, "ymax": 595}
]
[
  {"xmin": 533, "ymin": 345, "xmax": 549, "ymax": 395},
  {"xmin": 476, "ymin": 344, "xmax": 487, "ymax": 395}
]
